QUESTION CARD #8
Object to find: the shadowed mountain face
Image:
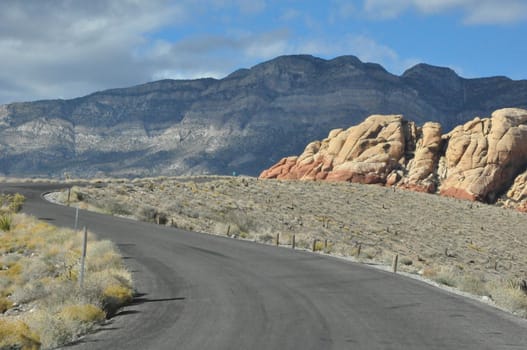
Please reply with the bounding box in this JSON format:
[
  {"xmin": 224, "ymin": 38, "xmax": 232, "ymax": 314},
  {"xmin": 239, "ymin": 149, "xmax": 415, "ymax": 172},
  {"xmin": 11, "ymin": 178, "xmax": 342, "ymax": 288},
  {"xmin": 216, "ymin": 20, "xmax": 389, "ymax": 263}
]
[{"xmin": 1, "ymin": 54, "xmax": 526, "ymax": 178}]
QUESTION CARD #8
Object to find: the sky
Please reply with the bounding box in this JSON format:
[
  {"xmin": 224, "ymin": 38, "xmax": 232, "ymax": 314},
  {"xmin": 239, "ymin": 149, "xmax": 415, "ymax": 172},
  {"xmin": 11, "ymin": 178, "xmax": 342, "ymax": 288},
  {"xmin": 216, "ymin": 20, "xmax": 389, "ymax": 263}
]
[{"xmin": 1, "ymin": 0, "xmax": 526, "ymax": 104}]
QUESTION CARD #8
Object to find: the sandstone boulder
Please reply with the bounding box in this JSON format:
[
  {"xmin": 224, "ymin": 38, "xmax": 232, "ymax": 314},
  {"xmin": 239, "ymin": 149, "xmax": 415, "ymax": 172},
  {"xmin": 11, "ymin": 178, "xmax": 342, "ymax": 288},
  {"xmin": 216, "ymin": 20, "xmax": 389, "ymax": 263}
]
[
  {"xmin": 259, "ymin": 114, "xmax": 414, "ymax": 184},
  {"xmin": 400, "ymin": 122, "xmax": 442, "ymax": 192}
]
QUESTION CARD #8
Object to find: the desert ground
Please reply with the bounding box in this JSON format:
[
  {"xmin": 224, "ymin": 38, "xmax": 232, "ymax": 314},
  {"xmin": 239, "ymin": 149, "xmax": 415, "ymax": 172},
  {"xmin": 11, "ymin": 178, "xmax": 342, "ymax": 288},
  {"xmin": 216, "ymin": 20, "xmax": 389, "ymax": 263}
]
[{"xmin": 52, "ymin": 176, "xmax": 527, "ymax": 317}]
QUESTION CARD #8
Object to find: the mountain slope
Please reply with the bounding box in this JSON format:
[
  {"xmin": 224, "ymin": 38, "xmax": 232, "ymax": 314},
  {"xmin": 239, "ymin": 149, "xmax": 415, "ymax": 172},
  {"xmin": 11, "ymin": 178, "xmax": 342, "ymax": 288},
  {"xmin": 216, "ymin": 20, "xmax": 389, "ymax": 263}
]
[{"xmin": 1, "ymin": 54, "xmax": 527, "ymax": 178}]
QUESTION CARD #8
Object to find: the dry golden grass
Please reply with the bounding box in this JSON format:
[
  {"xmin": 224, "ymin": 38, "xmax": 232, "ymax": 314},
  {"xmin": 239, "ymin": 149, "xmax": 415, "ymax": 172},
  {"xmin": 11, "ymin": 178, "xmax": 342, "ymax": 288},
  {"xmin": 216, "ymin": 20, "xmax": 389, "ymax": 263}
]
[
  {"xmin": 57, "ymin": 176, "xmax": 527, "ymax": 317},
  {"xmin": 0, "ymin": 319, "xmax": 40, "ymax": 350},
  {"xmin": 59, "ymin": 304, "xmax": 106, "ymax": 324},
  {"xmin": 0, "ymin": 296, "xmax": 12, "ymax": 313},
  {"xmin": 0, "ymin": 193, "xmax": 133, "ymax": 349}
]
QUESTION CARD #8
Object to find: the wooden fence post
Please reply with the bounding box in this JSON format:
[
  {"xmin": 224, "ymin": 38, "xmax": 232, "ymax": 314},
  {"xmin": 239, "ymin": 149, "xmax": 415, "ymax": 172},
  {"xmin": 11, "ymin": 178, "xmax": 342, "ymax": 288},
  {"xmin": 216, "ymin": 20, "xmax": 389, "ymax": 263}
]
[
  {"xmin": 276, "ymin": 233, "xmax": 280, "ymax": 246},
  {"xmin": 79, "ymin": 226, "xmax": 88, "ymax": 288},
  {"xmin": 392, "ymin": 254, "xmax": 399, "ymax": 274},
  {"xmin": 292, "ymin": 235, "xmax": 296, "ymax": 250}
]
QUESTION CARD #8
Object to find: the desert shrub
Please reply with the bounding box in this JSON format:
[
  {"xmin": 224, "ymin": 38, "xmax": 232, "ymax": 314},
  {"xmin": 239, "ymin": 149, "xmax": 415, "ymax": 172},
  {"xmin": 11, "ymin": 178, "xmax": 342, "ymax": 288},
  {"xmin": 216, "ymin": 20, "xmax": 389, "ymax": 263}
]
[
  {"xmin": 102, "ymin": 284, "xmax": 134, "ymax": 316},
  {"xmin": 86, "ymin": 240, "xmax": 122, "ymax": 272},
  {"xmin": 0, "ymin": 214, "xmax": 133, "ymax": 348},
  {"xmin": 82, "ymin": 268, "xmax": 133, "ymax": 308},
  {"xmin": 225, "ymin": 224, "xmax": 241, "ymax": 237},
  {"xmin": 103, "ymin": 200, "xmax": 132, "ymax": 216},
  {"xmin": 1, "ymin": 261, "xmax": 22, "ymax": 282},
  {"xmin": 25, "ymin": 310, "xmax": 73, "ymax": 349},
  {"xmin": 489, "ymin": 279, "xmax": 527, "ymax": 317},
  {"xmin": 433, "ymin": 271, "xmax": 458, "ymax": 287},
  {"xmin": 458, "ymin": 274, "xmax": 488, "ymax": 296},
  {"xmin": 0, "ymin": 296, "xmax": 13, "ymax": 313},
  {"xmin": 19, "ymin": 258, "xmax": 54, "ymax": 284},
  {"xmin": 136, "ymin": 205, "xmax": 158, "ymax": 222},
  {"xmin": 422, "ymin": 266, "xmax": 459, "ymax": 287},
  {"xmin": 361, "ymin": 246, "xmax": 378, "ymax": 259},
  {"xmin": 400, "ymin": 257, "xmax": 413, "ymax": 266},
  {"xmin": 0, "ymin": 319, "xmax": 40, "ymax": 350},
  {"xmin": 0, "ymin": 214, "xmax": 12, "ymax": 231},
  {"xmin": 11, "ymin": 279, "xmax": 50, "ymax": 304},
  {"xmin": 59, "ymin": 304, "xmax": 106, "ymax": 323},
  {"xmin": 0, "ymin": 277, "xmax": 13, "ymax": 297},
  {"xmin": 38, "ymin": 281, "xmax": 86, "ymax": 309},
  {"xmin": 224, "ymin": 209, "xmax": 255, "ymax": 235},
  {"xmin": 313, "ymin": 240, "xmax": 325, "ymax": 252},
  {"xmin": 73, "ymin": 187, "xmax": 85, "ymax": 201},
  {"xmin": 259, "ymin": 233, "xmax": 274, "ymax": 244},
  {"xmin": 0, "ymin": 193, "xmax": 25, "ymax": 214}
]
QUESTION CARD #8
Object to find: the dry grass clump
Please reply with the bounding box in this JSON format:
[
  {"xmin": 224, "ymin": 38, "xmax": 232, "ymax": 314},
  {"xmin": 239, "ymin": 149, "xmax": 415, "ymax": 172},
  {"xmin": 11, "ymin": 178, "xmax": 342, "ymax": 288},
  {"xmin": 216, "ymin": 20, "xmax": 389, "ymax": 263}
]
[
  {"xmin": 0, "ymin": 193, "xmax": 133, "ymax": 349},
  {"xmin": 53, "ymin": 176, "xmax": 527, "ymax": 318},
  {"xmin": 0, "ymin": 297, "xmax": 13, "ymax": 313},
  {"xmin": 0, "ymin": 319, "xmax": 40, "ymax": 350},
  {"xmin": 488, "ymin": 279, "xmax": 527, "ymax": 318},
  {"xmin": 102, "ymin": 284, "xmax": 134, "ymax": 317},
  {"xmin": 0, "ymin": 214, "xmax": 12, "ymax": 231}
]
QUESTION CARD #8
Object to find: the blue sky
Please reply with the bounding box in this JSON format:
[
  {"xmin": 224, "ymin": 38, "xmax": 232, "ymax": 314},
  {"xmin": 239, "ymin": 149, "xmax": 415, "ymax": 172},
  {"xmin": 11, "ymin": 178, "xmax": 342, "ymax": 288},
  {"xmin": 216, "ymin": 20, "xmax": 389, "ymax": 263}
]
[{"xmin": 0, "ymin": 0, "xmax": 526, "ymax": 104}]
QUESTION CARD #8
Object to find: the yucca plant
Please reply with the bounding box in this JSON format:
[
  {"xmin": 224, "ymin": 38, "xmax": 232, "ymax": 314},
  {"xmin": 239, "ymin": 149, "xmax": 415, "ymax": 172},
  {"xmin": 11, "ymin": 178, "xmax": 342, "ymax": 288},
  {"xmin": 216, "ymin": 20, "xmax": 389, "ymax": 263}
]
[
  {"xmin": 0, "ymin": 215, "xmax": 12, "ymax": 232},
  {"xmin": 8, "ymin": 193, "xmax": 25, "ymax": 213}
]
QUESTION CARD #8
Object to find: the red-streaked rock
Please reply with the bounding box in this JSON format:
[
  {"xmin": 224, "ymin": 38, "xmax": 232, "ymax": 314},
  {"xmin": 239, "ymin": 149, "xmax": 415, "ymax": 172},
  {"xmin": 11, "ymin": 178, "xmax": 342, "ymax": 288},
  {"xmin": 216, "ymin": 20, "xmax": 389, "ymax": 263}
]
[
  {"xmin": 440, "ymin": 108, "xmax": 527, "ymax": 202},
  {"xmin": 260, "ymin": 108, "xmax": 527, "ymax": 205},
  {"xmin": 260, "ymin": 114, "xmax": 411, "ymax": 185}
]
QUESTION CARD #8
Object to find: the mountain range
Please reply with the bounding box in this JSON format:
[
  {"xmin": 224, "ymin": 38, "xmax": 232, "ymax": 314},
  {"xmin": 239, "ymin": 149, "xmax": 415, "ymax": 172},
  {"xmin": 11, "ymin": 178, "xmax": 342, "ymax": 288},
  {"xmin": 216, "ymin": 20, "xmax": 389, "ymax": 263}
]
[{"xmin": 1, "ymin": 54, "xmax": 526, "ymax": 178}]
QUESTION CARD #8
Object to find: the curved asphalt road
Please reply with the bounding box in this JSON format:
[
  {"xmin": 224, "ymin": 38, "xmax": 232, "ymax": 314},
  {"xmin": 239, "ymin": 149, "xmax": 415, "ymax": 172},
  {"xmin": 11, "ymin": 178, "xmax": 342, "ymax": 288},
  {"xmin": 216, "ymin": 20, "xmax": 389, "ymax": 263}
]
[{"xmin": 2, "ymin": 183, "xmax": 527, "ymax": 349}]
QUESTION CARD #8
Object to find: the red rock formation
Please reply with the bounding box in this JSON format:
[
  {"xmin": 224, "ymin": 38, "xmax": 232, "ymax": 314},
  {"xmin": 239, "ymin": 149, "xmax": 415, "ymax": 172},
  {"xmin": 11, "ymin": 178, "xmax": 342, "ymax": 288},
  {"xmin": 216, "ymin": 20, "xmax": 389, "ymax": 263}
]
[
  {"xmin": 439, "ymin": 108, "xmax": 527, "ymax": 202},
  {"xmin": 259, "ymin": 114, "xmax": 439, "ymax": 189},
  {"xmin": 400, "ymin": 122, "xmax": 442, "ymax": 193},
  {"xmin": 260, "ymin": 115, "xmax": 411, "ymax": 184},
  {"xmin": 259, "ymin": 108, "xmax": 527, "ymax": 206}
]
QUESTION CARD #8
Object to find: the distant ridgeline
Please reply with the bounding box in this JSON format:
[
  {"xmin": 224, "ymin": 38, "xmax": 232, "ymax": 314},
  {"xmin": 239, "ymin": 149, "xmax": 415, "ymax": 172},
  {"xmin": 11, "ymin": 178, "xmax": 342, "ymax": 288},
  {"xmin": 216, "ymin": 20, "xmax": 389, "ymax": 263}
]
[{"xmin": 0, "ymin": 54, "xmax": 526, "ymax": 178}]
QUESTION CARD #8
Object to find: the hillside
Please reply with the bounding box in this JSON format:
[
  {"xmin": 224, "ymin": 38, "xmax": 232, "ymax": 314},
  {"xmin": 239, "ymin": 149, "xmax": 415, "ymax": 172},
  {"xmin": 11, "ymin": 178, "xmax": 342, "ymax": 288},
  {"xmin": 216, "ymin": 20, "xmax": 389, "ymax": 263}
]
[{"xmin": 1, "ymin": 54, "xmax": 527, "ymax": 178}]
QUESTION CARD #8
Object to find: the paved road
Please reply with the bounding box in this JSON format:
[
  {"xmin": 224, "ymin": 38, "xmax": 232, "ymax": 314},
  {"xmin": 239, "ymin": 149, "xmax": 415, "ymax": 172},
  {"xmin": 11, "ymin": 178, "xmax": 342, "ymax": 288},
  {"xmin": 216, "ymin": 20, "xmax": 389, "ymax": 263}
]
[{"xmin": 3, "ymin": 183, "xmax": 527, "ymax": 349}]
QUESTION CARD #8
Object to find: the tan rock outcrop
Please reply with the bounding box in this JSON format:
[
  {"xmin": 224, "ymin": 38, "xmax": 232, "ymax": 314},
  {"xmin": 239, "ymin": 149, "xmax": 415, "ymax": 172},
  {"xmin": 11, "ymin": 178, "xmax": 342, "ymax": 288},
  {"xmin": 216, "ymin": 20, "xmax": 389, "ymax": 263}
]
[
  {"xmin": 439, "ymin": 108, "xmax": 527, "ymax": 202},
  {"xmin": 505, "ymin": 171, "xmax": 527, "ymax": 211},
  {"xmin": 260, "ymin": 108, "xmax": 527, "ymax": 205},
  {"xmin": 259, "ymin": 114, "xmax": 423, "ymax": 185},
  {"xmin": 400, "ymin": 122, "xmax": 442, "ymax": 192}
]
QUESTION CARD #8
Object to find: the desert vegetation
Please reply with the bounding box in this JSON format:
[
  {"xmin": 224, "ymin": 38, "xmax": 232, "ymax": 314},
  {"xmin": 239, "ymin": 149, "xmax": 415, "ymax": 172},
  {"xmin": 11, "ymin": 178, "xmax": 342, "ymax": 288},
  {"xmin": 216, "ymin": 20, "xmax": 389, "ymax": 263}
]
[
  {"xmin": 0, "ymin": 193, "xmax": 133, "ymax": 349},
  {"xmin": 51, "ymin": 176, "xmax": 527, "ymax": 318}
]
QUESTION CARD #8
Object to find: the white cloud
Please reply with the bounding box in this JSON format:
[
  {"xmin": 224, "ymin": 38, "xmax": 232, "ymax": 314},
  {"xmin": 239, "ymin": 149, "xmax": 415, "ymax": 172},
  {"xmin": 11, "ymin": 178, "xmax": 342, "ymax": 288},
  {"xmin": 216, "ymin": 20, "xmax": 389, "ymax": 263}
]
[
  {"xmin": 0, "ymin": 0, "xmax": 283, "ymax": 104},
  {"xmin": 0, "ymin": 0, "xmax": 189, "ymax": 103},
  {"xmin": 294, "ymin": 34, "xmax": 419, "ymax": 75},
  {"xmin": 363, "ymin": 0, "xmax": 527, "ymax": 24},
  {"xmin": 329, "ymin": 0, "xmax": 356, "ymax": 23},
  {"xmin": 280, "ymin": 8, "xmax": 301, "ymax": 21},
  {"xmin": 128, "ymin": 28, "xmax": 293, "ymax": 82}
]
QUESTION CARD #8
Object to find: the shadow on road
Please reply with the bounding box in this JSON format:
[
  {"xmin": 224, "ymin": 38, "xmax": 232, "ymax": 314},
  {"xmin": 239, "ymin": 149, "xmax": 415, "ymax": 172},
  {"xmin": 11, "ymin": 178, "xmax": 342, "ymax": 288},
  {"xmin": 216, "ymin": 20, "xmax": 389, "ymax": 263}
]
[{"xmin": 130, "ymin": 293, "xmax": 186, "ymax": 306}]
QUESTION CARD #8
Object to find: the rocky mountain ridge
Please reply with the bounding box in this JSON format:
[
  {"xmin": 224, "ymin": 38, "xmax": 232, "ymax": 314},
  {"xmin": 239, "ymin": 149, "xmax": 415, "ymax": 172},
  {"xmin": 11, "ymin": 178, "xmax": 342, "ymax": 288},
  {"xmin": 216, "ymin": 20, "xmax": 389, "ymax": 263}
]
[
  {"xmin": 1, "ymin": 54, "xmax": 527, "ymax": 178},
  {"xmin": 259, "ymin": 108, "xmax": 527, "ymax": 210}
]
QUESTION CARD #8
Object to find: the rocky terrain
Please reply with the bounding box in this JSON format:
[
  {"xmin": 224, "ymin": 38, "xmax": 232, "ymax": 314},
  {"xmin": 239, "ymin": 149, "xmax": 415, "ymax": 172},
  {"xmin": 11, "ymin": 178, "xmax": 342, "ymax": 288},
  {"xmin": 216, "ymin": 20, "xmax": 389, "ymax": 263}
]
[
  {"xmin": 260, "ymin": 108, "xmax": 527, "ymax": 210},
  {"xmin": 52, "ymin": 176, "xmax": 527, "ymax": 317},
  {"xmin": 1, "ymin": 55, "xmax": 527, "ymax": 178}
]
